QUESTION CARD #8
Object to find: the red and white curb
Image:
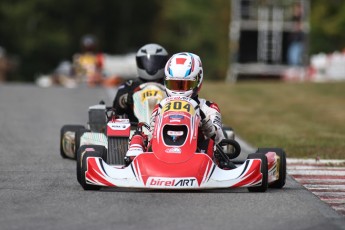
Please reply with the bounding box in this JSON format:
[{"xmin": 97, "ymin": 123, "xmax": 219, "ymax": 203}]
[{"xmin": 287, "ymin": 158, "xmax": 345, "ymax": 216}]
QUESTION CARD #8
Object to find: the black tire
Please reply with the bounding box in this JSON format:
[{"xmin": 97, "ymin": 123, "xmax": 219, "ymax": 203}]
[
  {"xmin": 247, "ymin": 153, "xmax": 268, "ymax": 192},
  {"xmin": 107, "ymin": 137, "xmax": 129, "ymax": 165},
  {"xmin": 79, "ymin": 149, "xmax": 106, "ymax": 190},
  {"xmin": 77, "ymin": 145, "xmax": 107, "ymax": 184},
  {"xmin": 256, "ymin": 148, "xmax": 287, "ymax": 189},
  {"xmin": 60, "ymin": 125, "xmax": 85, "ymax": 159},
  {"xmin": 74, "ymin": 128, "xmax": 91, "ymax": 159},
  {"xmin": 222, "ymin": 126, "xmax": 234, "ymax": 139}
]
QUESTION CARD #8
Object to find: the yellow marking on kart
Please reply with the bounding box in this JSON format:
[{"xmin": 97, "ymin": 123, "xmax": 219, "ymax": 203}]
[
  {"xmin": 141, "ymin": 90, "xmax": 164, "ymax": 102},
  {"xmin": 163, "ymin": 100, "xmax": 195, "ymax": 114}
]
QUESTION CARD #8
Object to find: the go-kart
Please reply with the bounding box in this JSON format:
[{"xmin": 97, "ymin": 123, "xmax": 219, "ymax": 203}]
[
  {"xmin": 59, "ymin": 82, "xmax": 165, "ymax": 160},
  {"xmin": 77, "ymin": 96, "xmax": 286, "ymax": 192}
]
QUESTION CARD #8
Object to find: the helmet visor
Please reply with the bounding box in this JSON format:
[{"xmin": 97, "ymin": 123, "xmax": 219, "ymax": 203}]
[
  {"xmin": 165, "ymin": 79, "xmax": 198, "ymax": 91},
  {"xmin": 136, "ymin": 55, "xmax": 168, "ymax": 75}
]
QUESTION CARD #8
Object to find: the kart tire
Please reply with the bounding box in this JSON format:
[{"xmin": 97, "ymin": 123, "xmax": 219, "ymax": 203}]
[
  {"xmin": 77, "ymin": 145, "xmax": 107, "ymax": 184},
  {"xmin": 79, "ymin": 149, "xmax": 106, "ymax": 190},
  {"xmin": 222, "ymin": 126, "xmax": 234, "ymax": 139},
  {"xmin": 107, "ymin": 137, "xmax": 129, "ymax": 165},
  {"xmin": 256, "ymin": 148, "xmax": 286, "ymax": 189},
  {"xmin": 247, "ymin": 153, "xmax": 268, "ymax": 193},
  {"xmin": 74, "ymin": 128, "xmax": 91, "ymax": 160},
  {"xmin": 60, "ymin": 125, "xmax": 85, "ymax": 159}
]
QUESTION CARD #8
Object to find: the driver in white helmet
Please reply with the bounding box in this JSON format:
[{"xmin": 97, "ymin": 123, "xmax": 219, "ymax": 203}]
[
  {"xmin": 112, "ymin": 43, "xmax": 169, "ymax": 122},
  {"xmin": 126, "ymin": 52, "xmax": 225, "ymax": 160}
]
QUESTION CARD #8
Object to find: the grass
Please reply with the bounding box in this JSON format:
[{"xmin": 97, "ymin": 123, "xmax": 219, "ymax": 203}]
[{"xmin": 199, "ymin": 81, "xmax": 345, "ymax": 159}]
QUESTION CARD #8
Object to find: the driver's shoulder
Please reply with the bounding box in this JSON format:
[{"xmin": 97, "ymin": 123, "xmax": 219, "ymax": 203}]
[{"xmin": 118, "ymin": 78, "xmax": 142, "ymax": 89}]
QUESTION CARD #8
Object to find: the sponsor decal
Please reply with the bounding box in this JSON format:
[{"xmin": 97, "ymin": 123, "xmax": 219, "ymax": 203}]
[
  {"xmin": 165, "ymin": 147, "xmax": 182, "ymax": 154},
  {"xmin": 115, "ymin": 119, "xmax": 130, "ymax": 123},
  {"xmin": 128, "ymin": 147, "xmax": 142, "ymax": 151},
  {"xmin": 169, "ymin": 114, "xmax": 184, "ymax": 120},
  {"xmin": 213, "ymin": 116, "xmax": 222, "ymax": 128},
  {"xmin": 147, "ymin": 177, "xmax": 197, "ymax": 187},
  {"xmin": 165, "ymin": 96, "xmax": 193, "ymax": 103},
  {"xmin": 109, "ymin": 124, "xmax": 130, "ymax": 130},
  {"xmin": 167, "ymin": 130, "xmax": 184, "ymax": 136}
]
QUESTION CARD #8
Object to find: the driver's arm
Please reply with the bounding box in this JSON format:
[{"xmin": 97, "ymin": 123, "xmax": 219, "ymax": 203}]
[
  {"xmin": 200, "ymin": 101, "xmax": 225, "ymax": 144},
  {"xmin": 112, "ymin": 80, "xmax": 135, "ymax": 115}
]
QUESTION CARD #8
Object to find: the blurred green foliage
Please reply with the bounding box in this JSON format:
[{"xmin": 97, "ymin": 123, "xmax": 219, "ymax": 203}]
[
  {"xmin": 0, "ymin": 0, "xmax": 161, "ymax": 81},
  {"xmin": 0, "ymin": 0, "xmax": 229, "ymax": 81},
  {"xmin": 153, "ymin": 0, "xmax": 230, "ymax": 81},
  {"xmin": 0, "ymin": 0, "xmax": 344, "ymax": 81},
  {"xmin": 310, "ymin": 0, "xmax": 345, "ymax": 54}
]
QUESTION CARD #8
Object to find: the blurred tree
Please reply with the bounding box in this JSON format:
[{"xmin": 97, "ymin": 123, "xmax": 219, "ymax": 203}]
[
  {"xmin": 310, "ymin": 0, "xmax": 345, "ymax": 54},
  {"xmin": 153, "ymin": 0, "xmax": 230, "ymax": 80},
  {"xmin": 0, "ymin": 0, "xmax": 159, "ymax": 81}
]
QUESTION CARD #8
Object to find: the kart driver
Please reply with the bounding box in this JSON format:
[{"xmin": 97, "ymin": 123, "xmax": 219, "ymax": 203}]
[
  {"xmin": 112, "ymin": 43, "xmax": 169, "ymax": 122},
  {"xmin": 126, "ymin": 52, "xmax": 225, "ymax": 160},
  {"xmin": 72, "ymin": 34, "xmax": 122, "ymax": 87},
  {"xmin": 72, "ymin": 34, "xmax": 104, "ymax": 85}
]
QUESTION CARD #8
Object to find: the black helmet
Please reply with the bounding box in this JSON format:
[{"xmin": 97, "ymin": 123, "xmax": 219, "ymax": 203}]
[{"xmin": 136, "ymin": 43, "xmax": 169, "ymax": 81}]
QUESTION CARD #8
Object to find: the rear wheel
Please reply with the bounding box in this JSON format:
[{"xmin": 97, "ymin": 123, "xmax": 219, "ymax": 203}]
[
  {"xmin": 78, "ymin": 149, "xmax": 106, "ymax": 190},
  {"xmin": 256, "ymin": 148, "xmax": 286, "ymax": 189},
  {"xmin": 107, "ymin": 137, "xmax": 129, "ymax": 165},
  {"xmin": 247, "ymin": 153, "xmax": 268, "ymax": 193},
  {"xmin": 60, "ymin": 125, "xmax": 85, "ymax": 159},
  {"xmin": 76, "ymin": 145, "xmax": 107, "ymax": 184}
]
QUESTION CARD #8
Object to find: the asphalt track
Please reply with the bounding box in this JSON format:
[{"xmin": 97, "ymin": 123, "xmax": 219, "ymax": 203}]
[{"xmin": 1, "ymin": 83, "xmax": 345, "ymax": 230}]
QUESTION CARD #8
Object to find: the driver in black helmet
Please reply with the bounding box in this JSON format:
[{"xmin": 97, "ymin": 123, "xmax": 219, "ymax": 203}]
[{"xmin": 112, "ymin": 43, "xmax": 169, "ymax": 122}]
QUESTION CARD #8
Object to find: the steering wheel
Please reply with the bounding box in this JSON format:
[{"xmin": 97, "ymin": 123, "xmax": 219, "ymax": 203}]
[{"xmin": 218, "ymin": 139, "xmax": 241, "ymax": 159}]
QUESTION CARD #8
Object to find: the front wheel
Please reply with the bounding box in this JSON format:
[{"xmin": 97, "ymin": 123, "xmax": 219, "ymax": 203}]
[
  {"xmin": 256, "ymin": 148, "xmax": 286, "ymax": 189},
  {"xmin": 76, "ymin": 145, "xmax": 107, "ymax": 185},
  {"xmin": 74, "ymin": 128, "xmax": 91, "ymax": 159},
  {"xmin": 78, "ymin": 150, "xmax": 105, "ymax": 190},
  {"xmin": 247, "ymin": 153, "xmax": 268, "ymax": 193}
]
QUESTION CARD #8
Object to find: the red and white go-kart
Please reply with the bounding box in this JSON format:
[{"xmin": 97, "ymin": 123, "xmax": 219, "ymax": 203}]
[{"xmin": 77, "ymin": 96, "xmax": 286, "ymax": 192}]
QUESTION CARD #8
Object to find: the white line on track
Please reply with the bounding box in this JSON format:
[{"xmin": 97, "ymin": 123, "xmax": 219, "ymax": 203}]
[
  {"xmin": 304, "ymin": 184, "xmax": 345, "ymax": 190},
  {"xmin": 287, "ymin": 158, "xmax": 345, "ymax": 216},
  {"xmin": 288, "ymin": 165, "xmax": 345, "ymax": 170},
  {"xmin": 288, "ymin": 170, "xmax": 345, "ymax": 176},
  {"xmin": 287, "ymin": 158, "xmax": 345, "ymax": 165}
]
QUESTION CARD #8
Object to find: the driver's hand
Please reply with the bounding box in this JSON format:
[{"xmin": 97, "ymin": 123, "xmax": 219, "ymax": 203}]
[{"xmin": 201, "ymin": 117, "xmax": 216, "ymax": 139}]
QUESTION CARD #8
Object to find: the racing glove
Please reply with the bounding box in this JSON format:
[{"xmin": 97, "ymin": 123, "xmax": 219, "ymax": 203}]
[{"xmin": 201, "ymin": 117, "xmax": 216, "ymax": 140}]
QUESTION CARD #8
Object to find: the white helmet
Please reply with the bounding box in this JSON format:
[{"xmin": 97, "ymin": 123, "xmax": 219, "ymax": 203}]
[
  {"xmin": 136, "ymin": 43, "xmax": 169, "ymax": 81},
  {"xmin": 164, "ymin": 52, "xmax": 203, "ymax": 98}
]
